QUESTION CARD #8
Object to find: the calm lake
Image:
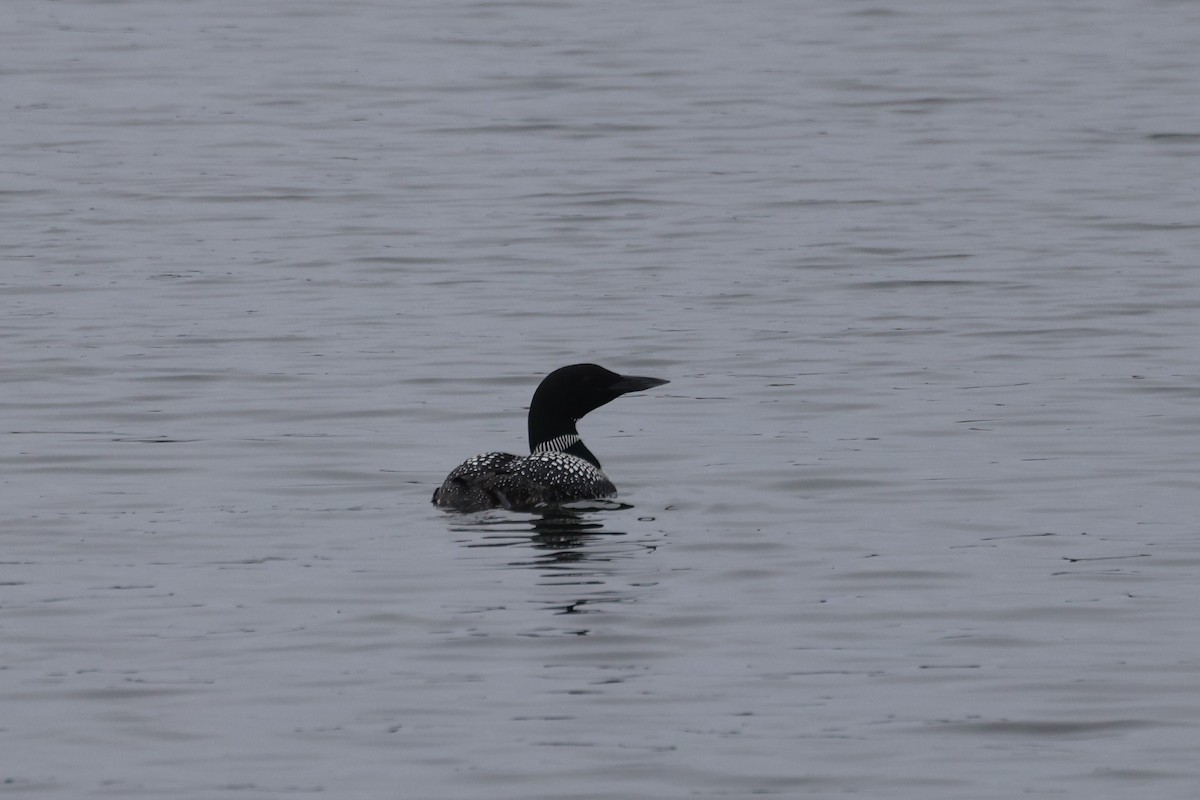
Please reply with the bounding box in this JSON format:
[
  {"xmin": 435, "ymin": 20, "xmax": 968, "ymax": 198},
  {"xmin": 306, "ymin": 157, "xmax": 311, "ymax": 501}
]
[{"xmin": 5, "ymin": 0, "xmax": 1200, "ymax": 797}]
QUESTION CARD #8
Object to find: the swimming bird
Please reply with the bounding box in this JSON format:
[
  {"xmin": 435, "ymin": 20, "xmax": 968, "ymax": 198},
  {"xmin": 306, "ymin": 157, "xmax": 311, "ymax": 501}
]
[{"xmin": 432, "ymin": 364, "xmax": 668, "ymax": 512}]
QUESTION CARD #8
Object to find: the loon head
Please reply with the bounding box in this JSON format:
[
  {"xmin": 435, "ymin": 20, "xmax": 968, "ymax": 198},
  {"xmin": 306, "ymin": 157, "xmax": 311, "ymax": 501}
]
[{"xmin": 527, "ymin": 364, "xmax": 668, "ymax": 466}]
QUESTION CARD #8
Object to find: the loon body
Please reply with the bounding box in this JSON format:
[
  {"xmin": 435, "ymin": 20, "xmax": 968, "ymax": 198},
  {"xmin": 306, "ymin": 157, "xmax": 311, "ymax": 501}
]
[{"xmin": 432, "ymin": 364, "xmax": 668, "ymax": 513}]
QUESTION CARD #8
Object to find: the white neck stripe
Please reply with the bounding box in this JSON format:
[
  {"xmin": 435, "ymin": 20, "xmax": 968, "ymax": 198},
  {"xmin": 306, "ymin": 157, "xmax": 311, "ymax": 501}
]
[{"xmin": 533, "ymin": 434, "xmax": 581, "ymax": 453}]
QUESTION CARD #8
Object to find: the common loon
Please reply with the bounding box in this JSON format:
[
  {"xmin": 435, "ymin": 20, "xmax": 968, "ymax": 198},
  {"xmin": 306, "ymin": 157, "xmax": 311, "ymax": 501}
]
[{"xmin": 432, "ymin": 364, "xmax": 668, "ymax": 513}]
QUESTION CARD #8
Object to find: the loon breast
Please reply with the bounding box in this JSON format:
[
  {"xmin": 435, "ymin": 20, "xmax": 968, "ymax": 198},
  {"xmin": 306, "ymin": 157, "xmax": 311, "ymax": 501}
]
[{"xmin": 431, "ymin": 450, "xmax": 617, "ymax": 513}]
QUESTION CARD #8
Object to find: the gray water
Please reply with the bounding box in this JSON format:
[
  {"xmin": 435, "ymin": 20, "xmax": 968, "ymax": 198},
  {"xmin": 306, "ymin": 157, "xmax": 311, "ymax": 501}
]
[{"xmin": 5, "ymin": 0, "xmax": 1200, "ymax": 797}]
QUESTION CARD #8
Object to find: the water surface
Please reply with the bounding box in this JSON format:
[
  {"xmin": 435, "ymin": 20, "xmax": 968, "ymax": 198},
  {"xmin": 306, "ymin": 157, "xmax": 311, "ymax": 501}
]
[{"xmin": 4, "ymin": 0, "xmax": 1200, "ymax": 797}]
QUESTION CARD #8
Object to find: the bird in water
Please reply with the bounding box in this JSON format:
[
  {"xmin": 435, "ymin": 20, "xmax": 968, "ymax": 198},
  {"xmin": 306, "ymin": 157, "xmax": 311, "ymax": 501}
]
[{"xmin": 432, "ymin": 364, "xmax": 668, "ymax": 513}]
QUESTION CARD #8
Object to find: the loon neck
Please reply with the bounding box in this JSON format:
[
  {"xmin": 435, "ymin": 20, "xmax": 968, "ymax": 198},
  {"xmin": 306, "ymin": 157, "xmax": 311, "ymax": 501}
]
[{"xmin": 529, "ymin": 424, "xmax": 602, "ymax": 469}]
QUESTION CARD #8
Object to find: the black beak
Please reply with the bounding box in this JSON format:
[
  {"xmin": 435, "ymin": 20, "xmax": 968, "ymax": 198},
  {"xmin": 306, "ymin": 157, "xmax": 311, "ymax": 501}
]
[{"xmin": 609, "ymin": 374, "xmax": 669, "ymax": 395}]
